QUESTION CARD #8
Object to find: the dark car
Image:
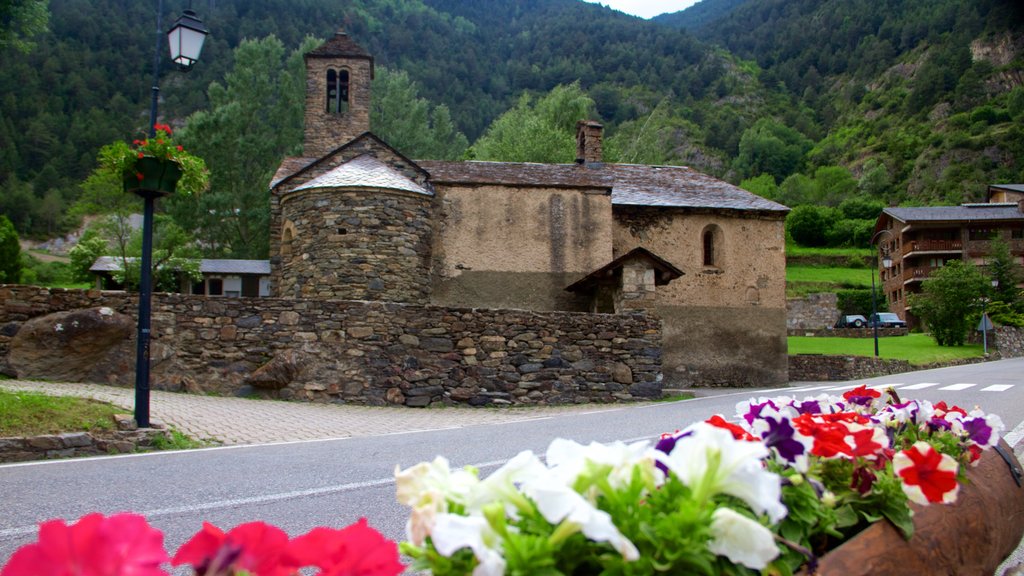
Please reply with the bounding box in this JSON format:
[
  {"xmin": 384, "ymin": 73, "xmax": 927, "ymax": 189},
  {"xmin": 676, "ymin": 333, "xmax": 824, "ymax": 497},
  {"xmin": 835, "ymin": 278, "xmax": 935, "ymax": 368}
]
[
  {"xmin": 868, "ymin": 312, "xmax": 907, "ymax": 328},
  {"xmin": 835, "ymin": 314, "xmax": 867, "ymax": 328}
]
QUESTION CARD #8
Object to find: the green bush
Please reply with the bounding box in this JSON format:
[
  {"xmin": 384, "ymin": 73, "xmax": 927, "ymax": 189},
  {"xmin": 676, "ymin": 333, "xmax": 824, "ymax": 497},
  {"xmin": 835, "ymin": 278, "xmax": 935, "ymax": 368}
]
[
  {"xmin": 837, "ymin": 288, "xmax": 883, "ymax": 316},
  {"xmin": 825, "ymin": 218, "xmax": 875, "ymax": 248},
  {"xmin": 786, "ymin": 205, "xmax": 837, "ymax": 247}
]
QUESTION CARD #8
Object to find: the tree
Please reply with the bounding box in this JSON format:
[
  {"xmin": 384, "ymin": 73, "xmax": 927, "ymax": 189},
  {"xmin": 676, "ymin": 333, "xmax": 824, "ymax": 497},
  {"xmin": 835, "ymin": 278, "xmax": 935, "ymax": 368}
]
[
  {"xmin": 987, "ymin": 236, "xmax": 1020, "ymax": 306},
  {"xmin": 732, "ymin": 118, "xmax": 812, "ymax": 182},
  {"xmin": 0, "ymin": 214, "xmax": 22, "ymax": 282},
  {"xmin": 785, "ymin": 205, "xmax": 836, "ymax": 247},
  {"xmin": 371, "ymin": 67, "xmax": 468, "ymax": 160},
  {"xmin": 910, "ymin": 260, "xmax": 989, "ymax": 346},
  {"xmin": 67, "ymin": 228, "xmax": 109, "ymax": 283},
  {"xmin": 171, "ymin": 35, "xmax": 314, "ymax": 259},
  {"xmin": 0, "ymin": 0, "xmax": 48, "ymax": 53},
  {"xmin": 471, "ymin": 82, "xmax": 595, "ymax": 163},
  {"xmin": 739, "ymin": 174, "xmax": 779, "ymax": 201}
]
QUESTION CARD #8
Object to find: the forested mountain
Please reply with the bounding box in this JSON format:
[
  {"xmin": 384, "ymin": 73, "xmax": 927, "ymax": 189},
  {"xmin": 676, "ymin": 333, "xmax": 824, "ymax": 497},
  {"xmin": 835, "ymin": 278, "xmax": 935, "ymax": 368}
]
[{"xmin": 1, "ymin": 0, "xmax": 1022, "ymax": 261}]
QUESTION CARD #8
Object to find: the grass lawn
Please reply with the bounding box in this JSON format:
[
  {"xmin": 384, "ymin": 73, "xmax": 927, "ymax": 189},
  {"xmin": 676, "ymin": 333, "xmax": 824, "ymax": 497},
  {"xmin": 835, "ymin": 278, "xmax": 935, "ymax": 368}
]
[
  {"xmin": 786, "ymin": 265, "xmax": 874, "ymax": 297},
  {"xmin": 786, "ymin": 245, "xmax": 873, "ymax": 259},
  {"xmin": 788, "ymin": 333, "xmax": 984, "ymax": 365},
  {"xmin": 0, "ymin": 389, "xmax": 121, "ymax": 436}
]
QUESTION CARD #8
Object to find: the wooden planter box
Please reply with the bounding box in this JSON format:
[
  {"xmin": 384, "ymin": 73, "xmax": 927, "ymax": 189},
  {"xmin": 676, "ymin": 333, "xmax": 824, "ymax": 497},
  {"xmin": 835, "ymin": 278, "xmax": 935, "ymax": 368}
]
[{"xmin": 803, "ymin": 440, "xmax": 1024, "ymax": 575}]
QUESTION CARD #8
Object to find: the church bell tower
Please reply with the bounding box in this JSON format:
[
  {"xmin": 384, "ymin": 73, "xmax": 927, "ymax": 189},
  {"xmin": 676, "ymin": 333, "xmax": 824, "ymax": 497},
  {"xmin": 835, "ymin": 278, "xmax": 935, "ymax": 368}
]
[{"xmin": 302, "ymin": 31, "xmax": 374, "ymax": 157}]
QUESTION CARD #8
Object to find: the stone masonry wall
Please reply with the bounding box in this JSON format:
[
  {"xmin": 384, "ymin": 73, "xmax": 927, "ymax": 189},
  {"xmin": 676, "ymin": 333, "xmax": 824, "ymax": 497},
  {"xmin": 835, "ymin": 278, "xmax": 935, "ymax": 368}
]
[
  {"xmin": 787, "ymin": 292, "xmax": 839, "ymax": 331},
  {"xmin": 0, "ymin": 286, "xmax": 662, "ymax": 407},
  {"xmin": 789, "ymin": 354, "xmax": 985, "ymax": 382},
  {"xmin": 277, "ymin": 189, "xmax": 433, "ymax": 303},
  {"xmin": 994, "ymin": 326, "xmax": 1024, "ymax": 358},
  {"xmin": 303, "ymin": 55, "xmax": 372, "ymax": 158}
]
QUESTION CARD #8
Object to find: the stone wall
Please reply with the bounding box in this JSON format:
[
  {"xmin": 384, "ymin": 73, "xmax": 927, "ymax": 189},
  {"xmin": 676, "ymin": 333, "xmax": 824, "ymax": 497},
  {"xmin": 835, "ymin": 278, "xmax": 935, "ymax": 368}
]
[
  {"xmin": 994, "ymin": 326, "xmax": 1024, "ymax": 358},
  {"xmin": 789, "ymin": 354, "xmax": 985, "ymax": 382},
  {"xmin": 787, "ymin": 292, "xmax": 839, "ymax": 331},
  {"xmin": 0, "ymin": 285, "xmax": 662, "ymax": 407},
  {"xmin": 0, "ymin": 427, "xmax": 170, "ymax": 463},
  {"xmin": 277, "ymin": 188, "xmax": 433, "ymax": 303},
  {"xmin": 789, "ymin": 327, "xmax": 909, "ymax": 338},
  {"xmin": 303, "ymin": 38, "xmax": 373, "ymax": 157}
]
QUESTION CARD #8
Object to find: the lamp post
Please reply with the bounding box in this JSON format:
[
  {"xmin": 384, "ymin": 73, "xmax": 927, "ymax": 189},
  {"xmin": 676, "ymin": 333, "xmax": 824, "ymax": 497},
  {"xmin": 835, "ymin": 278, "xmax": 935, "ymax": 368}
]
[
  {"xmin": 982, "ymin": 278, "xmax": 999, "ymax": 355},
  {"xmin": 134, "ymin": 1, "xmax": 208, "ymax": 428},
  {"xmin": 870, "ymin": 229, "xmax": 895, "ymax": 357}
]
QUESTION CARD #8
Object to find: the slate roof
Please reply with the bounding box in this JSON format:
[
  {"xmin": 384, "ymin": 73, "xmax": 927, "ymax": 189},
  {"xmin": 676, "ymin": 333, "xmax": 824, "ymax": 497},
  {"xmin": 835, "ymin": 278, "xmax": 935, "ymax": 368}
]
[
  {"xmin": 90, "ymin": 257, "xmax": 270, "ymax": 275},
  {"xmin": 305, "ymin": 31, "xmax": 372, "ymax": 60},
  {"xmin": 291, "ymin": 154, "xmax": 431, "ymax": 196},
  {"xmin": 990, "ymin": 184, "xmax": 1024, "ymax": 193},
  {"xmin": 883, "ymin": 204, "xmax": 1024, "ymax": 223},
  {"xmin": 417, "ymin": 160, "xmax": 789, "ymax": 213}
]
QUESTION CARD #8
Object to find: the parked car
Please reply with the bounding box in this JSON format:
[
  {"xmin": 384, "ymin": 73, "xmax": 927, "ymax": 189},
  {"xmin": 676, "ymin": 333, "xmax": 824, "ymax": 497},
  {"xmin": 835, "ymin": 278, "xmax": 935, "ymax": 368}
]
[
  {"xmin": 835, "ymin": 314, "xmax": 867, "ymax": 328},
  {"xmin": 868, "ymin": 312, "xmax": 907, "ymax": 328}
]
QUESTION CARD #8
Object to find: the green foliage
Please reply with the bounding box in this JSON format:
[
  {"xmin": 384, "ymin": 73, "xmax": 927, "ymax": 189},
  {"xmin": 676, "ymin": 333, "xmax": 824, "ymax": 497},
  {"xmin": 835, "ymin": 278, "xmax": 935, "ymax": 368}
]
[
  {"xmin": 825, "ymin": 218, "xmax": 874, "ymax": 248},
  {"xmin": 0, "ymin": 0, "xmax": 48, "ymax": 53},
  {"xmin": 0, "ymin": 214, "xmax": 22, "ymax": 282},
  {"xmin": 68, "ymin": 229, "xmax": 109, "ymax": 283},
  {"xmin": 785, "ymin": 205, "xmax": 836, "ymax": 247},
  {"xmin": 836, "ymin": 288, "xmax": 882, "ymax": 317},
  {"xmin": 371, "ymin": 67, "xmax": 468, "ymax": 160},
  {"xmin": 739, "ymin": 173, "xmax": 779, "ymax": 200},
  {"xmin": 471, "ymin": 82, "xmax": 595, "ymax": 163},
  {"xmin": 19, "ymin": 252, "xmax": 79, "ymax": 287},
  {"xmin": 987, "ymin": 236, "xmax": 1021, "ymax": 306},
  {"xmin": 0, "ymin": 389, "xmax": 119, "ymax": 436},
  {"xmin": 838, "ymin": 197, "xmax": 884, "ymax": 221},
  {"xmin": 910, "ymin": 259, "xmax": 990, "ymax": 346},
  {"xmin": 732, "ymin": 118, "xmax": 813, "ymax": 182}
]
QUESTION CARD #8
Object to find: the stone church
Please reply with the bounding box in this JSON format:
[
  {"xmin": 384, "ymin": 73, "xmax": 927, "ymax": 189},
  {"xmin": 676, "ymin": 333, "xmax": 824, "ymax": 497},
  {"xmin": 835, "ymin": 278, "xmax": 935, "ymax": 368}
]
[{"xmin": 269, "ymin": 32, "xmax": 790, "ymax": 387}]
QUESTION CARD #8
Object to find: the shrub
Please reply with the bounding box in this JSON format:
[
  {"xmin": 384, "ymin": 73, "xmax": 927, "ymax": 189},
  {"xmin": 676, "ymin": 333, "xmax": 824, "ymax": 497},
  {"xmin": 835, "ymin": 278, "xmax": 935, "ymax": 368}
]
[{"xmin": 786, "ymin": 205, "xmax": 836, "ymax": 247}]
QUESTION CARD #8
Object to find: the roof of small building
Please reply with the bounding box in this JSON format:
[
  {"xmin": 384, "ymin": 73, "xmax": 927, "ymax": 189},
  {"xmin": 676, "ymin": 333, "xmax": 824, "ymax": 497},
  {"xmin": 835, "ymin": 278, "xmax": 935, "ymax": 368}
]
[
  {"xmin": 883, "ymin": 204, "xmax": 1024, "ymax": 223},
  {"xmin": 291, "ymin": 154, "xmax": 431, "ymax": 196},
  {"xmin": 989, "ymin": 184, "xmax": 1024, "ymax": 193},
  {"xmin": 565, "ymin": 247, "xmax": 684, "ymax": 293},
  {"xmin": 90, "ymin": 257, "xmax": 270, "ymax": 275}
]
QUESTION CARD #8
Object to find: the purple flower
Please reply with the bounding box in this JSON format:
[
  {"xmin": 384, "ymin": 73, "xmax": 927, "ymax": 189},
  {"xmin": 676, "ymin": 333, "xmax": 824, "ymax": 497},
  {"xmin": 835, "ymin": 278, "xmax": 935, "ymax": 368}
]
[
  {"xmin": 760, "ymin": 416, "xmax": 805, "ymax": 464},
  {"xmin": 794, "ymin": 399, "xmax": 822, "ymax": 415},
  {"xmin": 654, "ymin": 430, "xmax": 692, "ymax": 475},
  {"xmin": 962, "ymin": 417, "xmax": 994, "ymax": 447}
]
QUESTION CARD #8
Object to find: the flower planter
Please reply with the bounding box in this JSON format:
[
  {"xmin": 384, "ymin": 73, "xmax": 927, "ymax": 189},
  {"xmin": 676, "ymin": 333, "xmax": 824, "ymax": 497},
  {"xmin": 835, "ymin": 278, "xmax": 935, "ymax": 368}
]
[
  {"xmin": 802, "ymin": 440, "xmax": 1024, "ymax": 575},
  {"xmin": 123, "ymin": 155, "xmax": 182, "ymax": 198}
]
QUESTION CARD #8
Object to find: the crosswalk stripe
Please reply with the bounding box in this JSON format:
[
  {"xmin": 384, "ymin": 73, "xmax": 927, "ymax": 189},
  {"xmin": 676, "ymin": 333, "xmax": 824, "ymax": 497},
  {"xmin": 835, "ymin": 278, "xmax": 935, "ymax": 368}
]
[
  {"xmin": 939, "ymin": 383, "xmax": 975, "ymax": 391},
  {"xmin": 981, "ymin": 384, "xmax": 1014, "ymax": 392},
  {"xmin": 867, "ymin": 383, "xmax": 901, "ymax": 390},
  {"xmin": 901, "ymin": 382, "xmax": 942, "ymax": 390}
]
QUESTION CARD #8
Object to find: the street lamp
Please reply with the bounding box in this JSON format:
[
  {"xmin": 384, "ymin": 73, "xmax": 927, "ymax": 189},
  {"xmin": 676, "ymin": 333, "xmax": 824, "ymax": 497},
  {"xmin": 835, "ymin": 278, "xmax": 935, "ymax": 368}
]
[
  {"xmin": 134, "ymin": 1, "xmax": 208, "ymax": 428},
  {"xmin": 870, "ymin": 229, "xmax": 895, "ymax": 357},
  {"xmin": 982, "ymin": 278, "xmax": 999, "ymax": 355}
]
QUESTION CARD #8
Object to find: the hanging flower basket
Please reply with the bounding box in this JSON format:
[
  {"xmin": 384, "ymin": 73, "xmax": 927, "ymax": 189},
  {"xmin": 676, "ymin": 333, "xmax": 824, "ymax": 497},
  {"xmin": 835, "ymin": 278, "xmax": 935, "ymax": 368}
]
[
  {"xmin": 123, "ymin": 155, "xmax": 183, "ymax": 197},
  {"xmin": 801, "ymin": 440, "xmax": 1024, "ymax": 575}
]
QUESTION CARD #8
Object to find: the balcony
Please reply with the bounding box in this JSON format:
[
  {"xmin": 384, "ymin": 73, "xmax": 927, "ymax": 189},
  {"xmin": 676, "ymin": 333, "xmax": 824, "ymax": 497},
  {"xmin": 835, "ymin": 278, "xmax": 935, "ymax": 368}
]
[
  {"xmin": 903, "ymin": 266, "xmax": 937, "ymax": 284},
  {"xmin": 901, "ymin": 239, "xmax": 963, "ymax": 257}
]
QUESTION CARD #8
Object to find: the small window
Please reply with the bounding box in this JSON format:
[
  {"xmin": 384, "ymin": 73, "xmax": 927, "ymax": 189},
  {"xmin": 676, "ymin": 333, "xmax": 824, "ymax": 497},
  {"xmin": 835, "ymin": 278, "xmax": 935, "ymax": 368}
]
[
  {"xmin": 969, "ymin": 228, "xmax": 996, "ymax": 241},
  {"xmin": 701, "ymin": 224, "xmax": 723, "ymax": 269},
  {"xmin": 207, "ymin": 278, "xmax": 223, "ymax": 296},
  {"xmin": 326, "ymin": 69, "xmax": 350, "ymax": 114}
]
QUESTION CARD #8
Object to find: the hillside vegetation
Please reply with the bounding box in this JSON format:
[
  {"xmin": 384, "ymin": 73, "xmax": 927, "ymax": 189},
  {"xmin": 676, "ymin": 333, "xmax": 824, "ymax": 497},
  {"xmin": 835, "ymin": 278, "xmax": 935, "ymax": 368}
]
[{"xmin": 0, "ymin": 0, "xmax": 1021, "ymax": 264}]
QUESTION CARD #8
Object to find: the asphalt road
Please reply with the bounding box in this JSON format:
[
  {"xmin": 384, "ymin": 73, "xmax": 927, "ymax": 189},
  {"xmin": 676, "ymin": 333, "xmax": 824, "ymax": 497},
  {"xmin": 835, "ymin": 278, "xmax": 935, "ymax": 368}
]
[{"xmin": 2, "ymin": 357, "xmax": 1023, "ymax": 565}]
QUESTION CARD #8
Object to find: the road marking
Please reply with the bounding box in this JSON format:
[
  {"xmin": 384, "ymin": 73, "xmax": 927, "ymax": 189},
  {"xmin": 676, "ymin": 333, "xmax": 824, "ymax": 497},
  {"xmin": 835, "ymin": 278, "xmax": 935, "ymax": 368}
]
[
  {"xmin": 939, "ymin": 383, "xmax": 975, "ymax": 391},
  {"xmin": 901, "ymin": 382, "xmax": 942, "ymax": 390},
  {"xmin": 981, "ymin": 384, "xmax": 1014, "ymax": 392},
  {"xmin": 1005, "ymin": 419, "xmax": 1024, "ymax": 449},
  {"xmin": 867, "ymin": 383, "xmax": 901, "ymax": 390}
]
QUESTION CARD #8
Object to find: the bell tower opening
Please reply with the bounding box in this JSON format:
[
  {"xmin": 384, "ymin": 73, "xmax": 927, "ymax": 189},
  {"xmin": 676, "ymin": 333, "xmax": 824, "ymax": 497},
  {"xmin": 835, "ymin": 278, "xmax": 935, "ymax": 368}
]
[{"xmin": 326, "ymin": 69, "xmax": 350, "ymax": 114}]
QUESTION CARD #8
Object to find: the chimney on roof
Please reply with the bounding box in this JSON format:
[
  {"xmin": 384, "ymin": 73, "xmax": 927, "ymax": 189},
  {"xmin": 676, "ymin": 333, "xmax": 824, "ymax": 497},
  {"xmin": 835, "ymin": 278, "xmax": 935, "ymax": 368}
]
[{"xmin": 575, "ymin": 120, "xmax": 603, "ymax": 164}]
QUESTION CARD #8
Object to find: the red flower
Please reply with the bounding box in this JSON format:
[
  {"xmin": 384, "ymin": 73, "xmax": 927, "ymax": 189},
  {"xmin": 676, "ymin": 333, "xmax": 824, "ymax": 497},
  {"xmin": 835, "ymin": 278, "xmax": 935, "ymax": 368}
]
[
  {"xmin": 842, "ymin": 385, "xmax": 881, "ymax": 407},
  {"xmin": 792, "ymin": 414, "xmax": 852, "ymax": 458},
  {"xmin": 136, "ymin": 172, "xmax": 144, "ymax": 181},
  {"xmin": 172, "ymin": 521, "xmax": 295, "ymax": 576},
  {"xmin": 893, "ymin": 441, "xmax": 960, "ymax": 505},
  {"xmin": 176, "ymin": 145, "xmax": 184, "ymax": 152},
  {"xmin": 153, "ymin": 123, "xmax": 173, "ymax": 135},
  {"xmin": 0, "ymin": 513, "xmax": 167, "ymax": 576},
  {"xmin": 284, "ymin": 518, "xmax": 404, "ymax": 576},
  {"xmin": 137, "ymin": 152, "xmax": 144, "ymax": 159},
  {"xmin": 704, "ymin": 414, "xmax": 757, "ymax": 442}
]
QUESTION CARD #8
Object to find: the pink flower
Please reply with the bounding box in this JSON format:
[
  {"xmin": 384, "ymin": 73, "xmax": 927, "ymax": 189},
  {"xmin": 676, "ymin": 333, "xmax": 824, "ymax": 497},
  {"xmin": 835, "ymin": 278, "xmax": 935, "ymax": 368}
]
[
  {"xmin": 172, "ymin": 521, "xmax": 294, "ymax": 576},
  {"xmin": 893, "ymin": 441, "xmax": 959, "ymax": 505},
  {"xmin": 284, "ymin": 518, "xmax": 404, "ymax": 576},
  {"xmin": 0, "ymin": 513, "xmax": 168, "ymax": 576}
]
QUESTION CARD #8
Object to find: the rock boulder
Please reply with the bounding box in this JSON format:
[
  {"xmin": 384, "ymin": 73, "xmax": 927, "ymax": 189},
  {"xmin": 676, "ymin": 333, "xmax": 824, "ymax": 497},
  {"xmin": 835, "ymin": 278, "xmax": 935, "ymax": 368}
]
[{"xmin": 8, "ymin": 307, "xmax": 135, "ymax": 383}]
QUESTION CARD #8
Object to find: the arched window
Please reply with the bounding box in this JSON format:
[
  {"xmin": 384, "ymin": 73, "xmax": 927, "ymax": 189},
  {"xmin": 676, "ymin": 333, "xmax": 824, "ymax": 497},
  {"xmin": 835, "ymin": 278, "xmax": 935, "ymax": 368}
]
[
  {"xmin": 702, "ymin": 224, "xmax": 723, "ymax": 269},
  {"xmin": 326, "ymin": 69, "xmax": 350, "ymax": 114},
  {"xmin": 281, "ymin": 222, "xmax": 295, "ymax": 257}
]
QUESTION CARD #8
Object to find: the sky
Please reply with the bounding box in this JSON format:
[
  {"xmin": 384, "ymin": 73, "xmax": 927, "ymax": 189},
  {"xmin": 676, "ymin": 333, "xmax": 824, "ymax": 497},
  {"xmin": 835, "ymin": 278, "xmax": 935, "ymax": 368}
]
[{"xmin": 582, "ymin": 0, "xmax": 702, "ymax": 19}]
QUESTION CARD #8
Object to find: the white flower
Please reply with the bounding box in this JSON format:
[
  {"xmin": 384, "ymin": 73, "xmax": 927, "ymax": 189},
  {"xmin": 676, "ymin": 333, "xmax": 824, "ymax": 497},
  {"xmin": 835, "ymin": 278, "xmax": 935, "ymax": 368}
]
[
  {"xmin": 707, "ymin": 507, "xmax": 779, "ymax": 569},
  {"xmin": 395, "ymin": 456, "xmax": 479, "ymax": 544},
  {"xmin": 524, "ymin": 480, "xmax": 640, "ymax": 560},
  {"xmin": 430, "ymin": 513, "xmax": 506, "ymax": 576},
  {"xmin": 545, "ymin": 437, "xmax": 658, "ymax": 492},
  {"xmin": 659, "ymin": 422, "xmax": 787, "ymax": 523}
]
